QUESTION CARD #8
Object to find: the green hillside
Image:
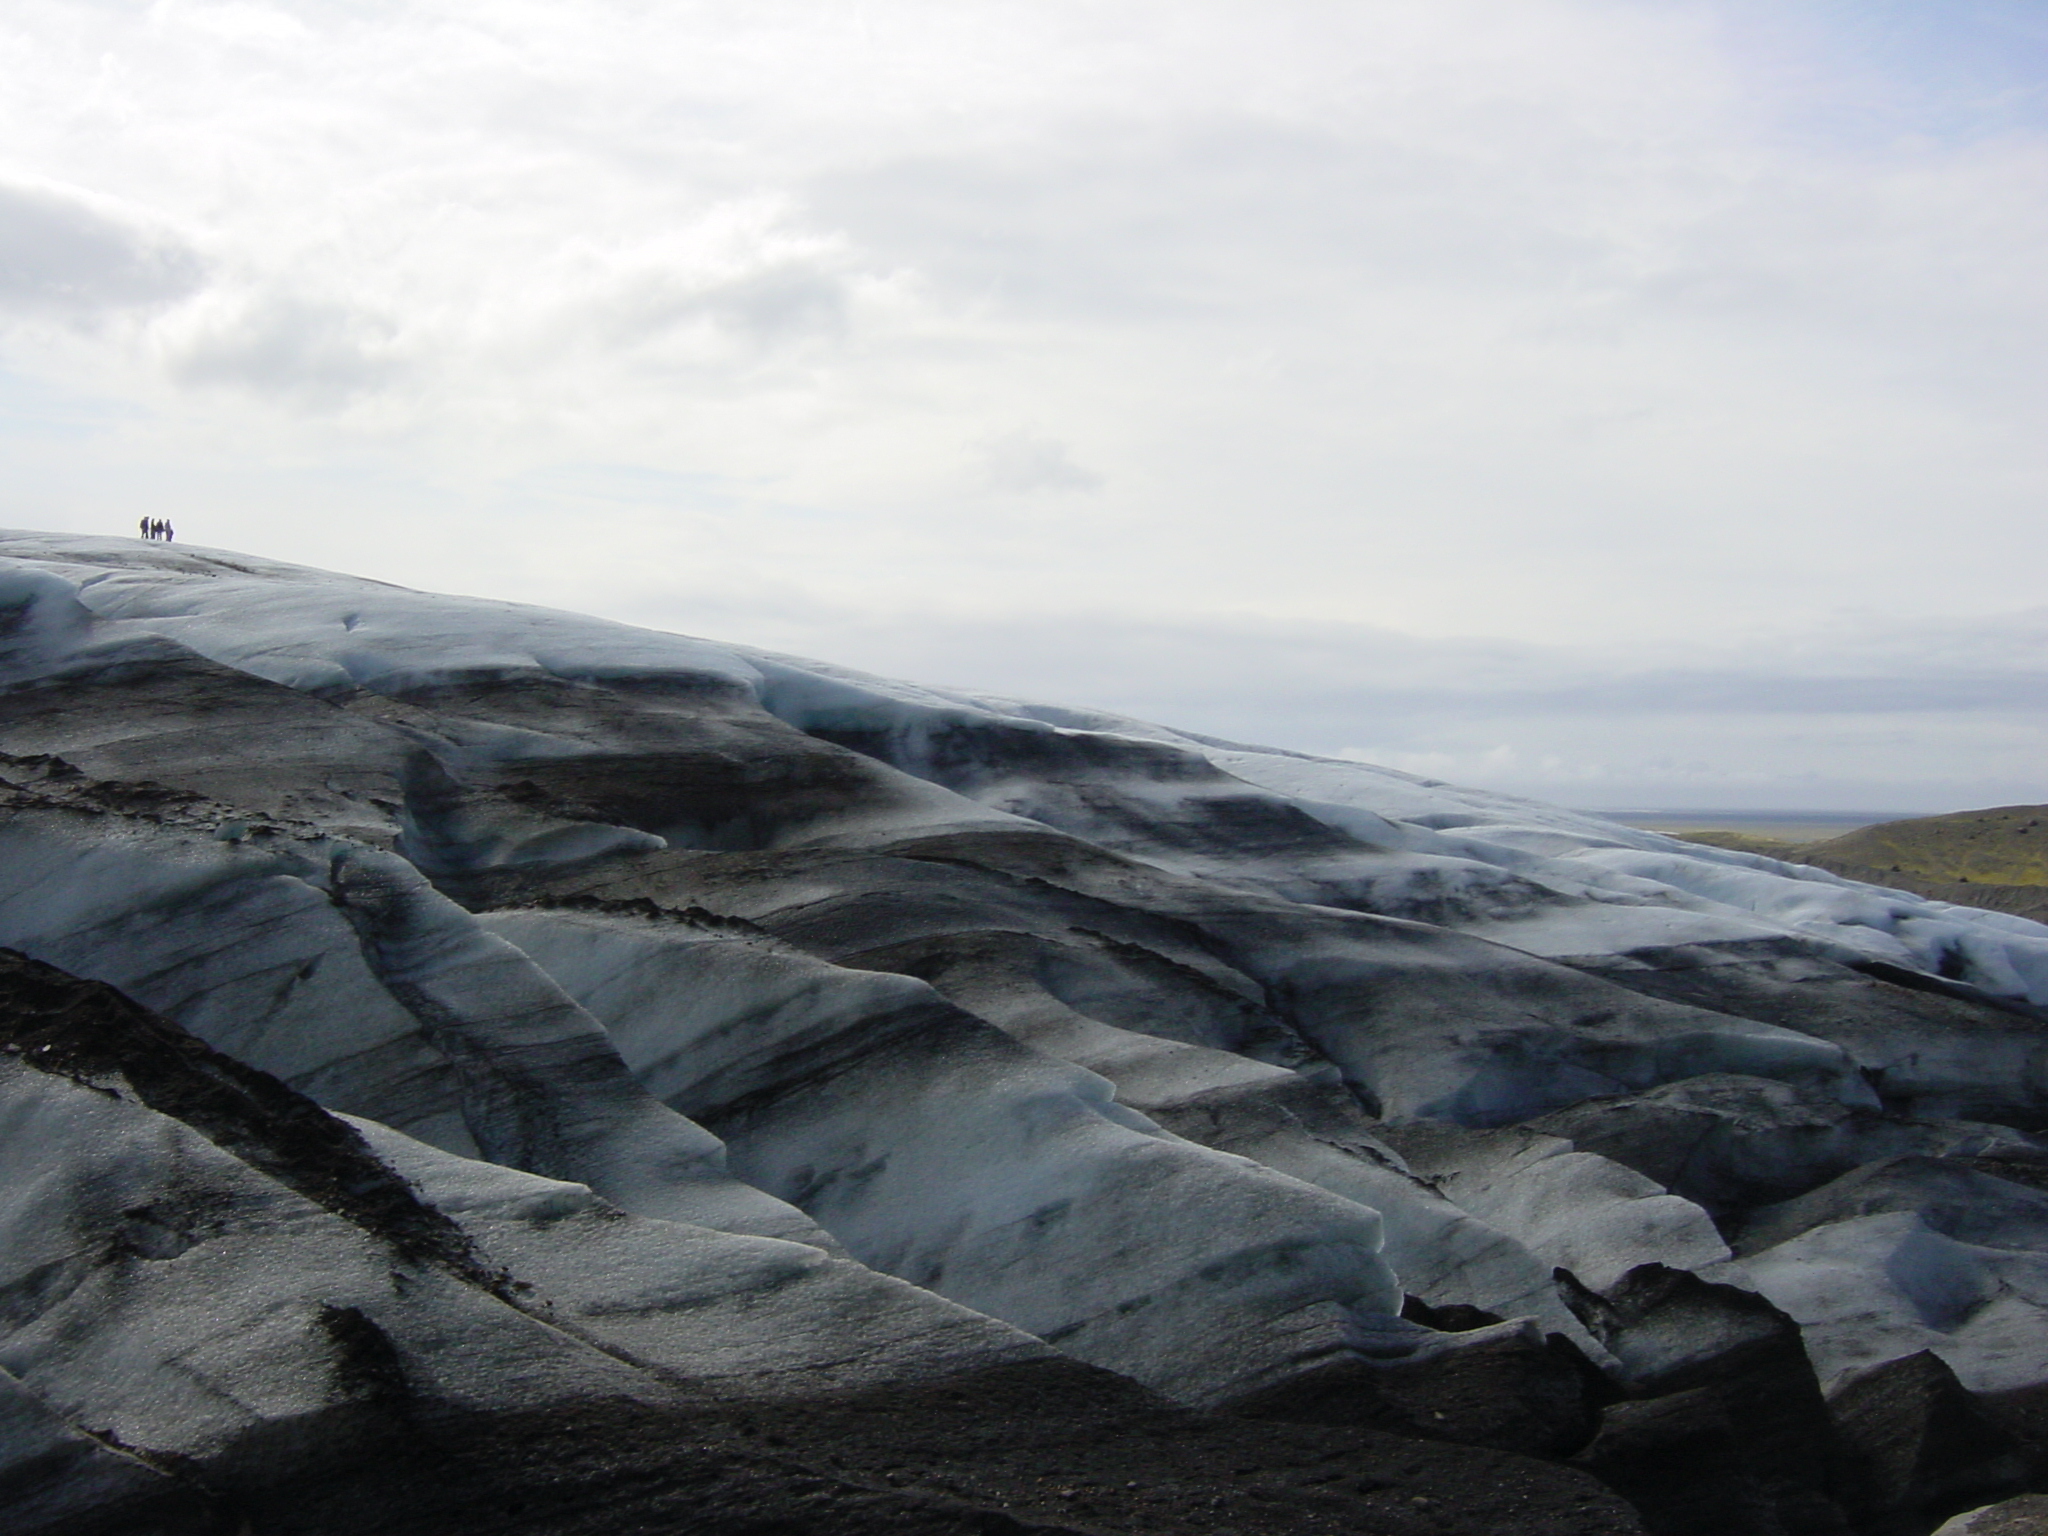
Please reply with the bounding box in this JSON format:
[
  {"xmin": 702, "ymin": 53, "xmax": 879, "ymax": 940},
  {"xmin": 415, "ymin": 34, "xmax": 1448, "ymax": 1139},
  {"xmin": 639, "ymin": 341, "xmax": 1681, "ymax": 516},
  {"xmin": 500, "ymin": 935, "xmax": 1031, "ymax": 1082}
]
[
  {"xmin": 1665, "ymin": 805, "xmax": 2048, "ymax": 924},
  {"xmin": 1805, "ymin": 804, "xmax": 2048, "ymax": 887}
]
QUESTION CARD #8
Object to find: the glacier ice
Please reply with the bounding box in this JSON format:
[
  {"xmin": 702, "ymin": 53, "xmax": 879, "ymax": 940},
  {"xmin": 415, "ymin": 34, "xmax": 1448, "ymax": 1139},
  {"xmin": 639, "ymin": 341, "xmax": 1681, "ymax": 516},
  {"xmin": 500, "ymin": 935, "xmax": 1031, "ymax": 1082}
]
[
  {"xmin": 475, "ymin": 904, "xmax": 1405, "ymax": 1406},
  {"xmin": 4, "ymin": 531, "xmax": 2048, "ymax": 1534}
]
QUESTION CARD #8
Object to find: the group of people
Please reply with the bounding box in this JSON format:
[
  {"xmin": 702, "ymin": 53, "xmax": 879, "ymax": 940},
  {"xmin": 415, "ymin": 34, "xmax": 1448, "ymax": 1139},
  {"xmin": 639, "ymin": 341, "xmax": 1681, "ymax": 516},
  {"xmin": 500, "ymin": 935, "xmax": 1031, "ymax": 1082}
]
[{"xmin": 138, "ymin": 517, "xmax": 176, "ymax": 542}]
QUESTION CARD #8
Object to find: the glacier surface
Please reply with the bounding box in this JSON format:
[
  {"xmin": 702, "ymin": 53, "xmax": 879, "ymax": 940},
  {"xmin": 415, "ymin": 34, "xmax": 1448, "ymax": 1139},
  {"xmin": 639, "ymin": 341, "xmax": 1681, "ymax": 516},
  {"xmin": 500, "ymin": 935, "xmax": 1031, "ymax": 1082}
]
[{"xmin": 3, "ymin": 531, "xmax": 2046, "ymax": 1536}]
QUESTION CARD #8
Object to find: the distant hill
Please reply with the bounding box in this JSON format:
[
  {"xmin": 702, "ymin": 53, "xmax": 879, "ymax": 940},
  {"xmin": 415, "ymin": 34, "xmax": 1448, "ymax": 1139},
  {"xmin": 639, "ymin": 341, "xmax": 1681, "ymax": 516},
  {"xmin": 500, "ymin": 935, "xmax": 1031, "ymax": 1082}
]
[
  {"xmin": 1674, "ymin": 805, "xmax": 2048, "ymax": 923},
  {"xmin": 1813, "ymin": 804, "xmax": 2048, "ymax": 885}
]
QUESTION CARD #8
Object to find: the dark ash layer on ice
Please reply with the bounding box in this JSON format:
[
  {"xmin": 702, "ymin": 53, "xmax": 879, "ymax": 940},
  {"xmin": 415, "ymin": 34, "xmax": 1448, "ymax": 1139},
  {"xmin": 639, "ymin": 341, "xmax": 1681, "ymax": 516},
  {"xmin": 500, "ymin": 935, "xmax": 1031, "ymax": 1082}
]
[{"xmin": 3, "ymin": 532, "xmax": 2048, "ymax": 1535}]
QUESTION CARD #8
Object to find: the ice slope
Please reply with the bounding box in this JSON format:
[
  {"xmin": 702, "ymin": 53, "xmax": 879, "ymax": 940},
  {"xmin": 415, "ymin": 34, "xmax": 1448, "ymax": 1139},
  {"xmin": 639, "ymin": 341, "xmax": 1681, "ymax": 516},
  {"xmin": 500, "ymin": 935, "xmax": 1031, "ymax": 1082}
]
[
  {"xmin": 0, "ymin": 796, "xmax": 825, "ymax": 1247},
  {"xmin": 0, "ymin": 951, "xmax": 1042, "ymax": 1433},
  {"xmin": 477, "ymin": 904, "xmax": 1404, "ymax": 1405},
  {"xmin": 11, "ymin": 531, "xmax": 2045, "ymax": 1002},
  {"xmin": 1735, "ymin": 1156, "xmax": 2048, "ymax": 1394},
  {"xmin": 0, "ymin": 952, "xmax": 1643, "ymax": 1536},
  {"xmin": 4, "ymin": 530, "xmax": 2048, "ymax": 1533},
  {"xmin": 1377, "ymin": 1123, "xmax": 1734, "ymax": 1294}
]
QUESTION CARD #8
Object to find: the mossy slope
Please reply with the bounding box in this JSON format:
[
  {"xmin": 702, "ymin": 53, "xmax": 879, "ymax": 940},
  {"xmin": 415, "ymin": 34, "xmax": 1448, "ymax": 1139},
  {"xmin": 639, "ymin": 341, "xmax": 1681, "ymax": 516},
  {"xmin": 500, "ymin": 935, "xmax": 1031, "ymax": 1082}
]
[
  {"xmin": 1809, "ymin": 806, "xmax": 2048, "ymax": 888},
  {"xmin": 1672, "ymin": 807, "xmax": 2048, "ymax": 923}
]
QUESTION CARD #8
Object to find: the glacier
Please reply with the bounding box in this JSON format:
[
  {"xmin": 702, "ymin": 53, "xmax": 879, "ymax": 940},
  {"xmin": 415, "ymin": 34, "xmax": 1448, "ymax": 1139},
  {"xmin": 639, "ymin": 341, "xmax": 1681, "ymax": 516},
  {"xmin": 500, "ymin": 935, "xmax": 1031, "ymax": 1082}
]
[{"xmin": 2, "ymin": 530, "xmax": 2046, "ymax": 1536}]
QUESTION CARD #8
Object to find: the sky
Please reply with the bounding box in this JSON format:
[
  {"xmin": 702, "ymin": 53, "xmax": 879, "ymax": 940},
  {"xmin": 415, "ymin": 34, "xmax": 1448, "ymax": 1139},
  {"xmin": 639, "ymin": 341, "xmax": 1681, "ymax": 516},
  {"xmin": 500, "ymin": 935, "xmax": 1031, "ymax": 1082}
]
[{"xmin": 1, "ymin": 0, "xmax": 2044, "ymax": 812}]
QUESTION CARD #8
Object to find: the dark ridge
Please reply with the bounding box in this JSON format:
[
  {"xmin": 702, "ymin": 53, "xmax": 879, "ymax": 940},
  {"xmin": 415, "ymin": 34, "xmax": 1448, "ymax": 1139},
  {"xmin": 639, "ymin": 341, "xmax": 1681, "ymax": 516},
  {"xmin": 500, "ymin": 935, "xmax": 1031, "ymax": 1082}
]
[
  {"xmin": 0, "ymin": 949, "xmax": 496, "ymax": 1290},
  {"xmin": 495, "ymin": 775, "xmax": 631, "ymax": 824},
  {"xmin": 882, "ymin": 824, "xmax": 1159, "ymax": 881},
  {"xmin": 1961, "ymin": 1157, "xmax": 2048, "ymax": 1195},
  {"xmin": 1977, "ymin": 1382, "xmax": 2048, "ymax": 1489},
  {"xmin": 1570, "ymin": 1386, "xmax": 1778, "ymax": 1536},
  {"xmin": 0, "ymin": 749, "xmax": 304, "ymax": 840},
  {"xmin": 0, "ymin": 1451, "xmax": 228, "ymax": 1536},
  {"xmin": 426, "ymin": 845, "xmax": 679, "ymax": 913},
  {"xmin": 0, "ymin": 1385, "xmax": 234, "ymax": 1536},
  {"xmin": 1557, "ymin": 935, "xmax": 2048, "ymax": 1035},
  {"xmin": 164, "ymin": 1358, "xmax": 1644, "ymax": 1536},
  {"xmin": 491, "ymin": 741, "xmax": 888, "ymax": 852},
  {"xmin": 1826, "ymin": 1351, "xmax": 2029, "ymax": 1535},
  {"xmin": 1222, "ymin": 1326, "xmax": 1603, "ymax": 1461},
  {"xmin": 1847, "ymin": 959, "xmax": 2048, "ymax": 1022},
  {"xmin": 874, "ymin": 828, "xmax": 1327, "ymax": 988},
  {"xmin": 0, "ymin": 751, "xmax": 208, "ymax": 820},
  {"xmin": 1070, "ymin": 926, "xmax": 1288, "ymax": 1023},
  {"xmin": 505, "ymin": 891, "xmax": 773, "ymax": 937},
  {"xmin": 805, "ymin": 717, "xmax": 1226, "ymax": 789},
  {"xmin": 1403, "ymin": 1296, "xmax": 1509, "ymax": 1332},
  {"xmin": 805, "ymin": 716, "xmax": 1376, "ymax": 862},
  {"xmin": 317, "ymin": 1304, "xmax": 416, "ymax": 1418},
  {"xmin": 834, "ymin": 927, "xmax": 1313, "ymax": 1070},
  {"xmin": 1557, "ymin": 1265, "xmax": 1850, "ymax": 1535}
]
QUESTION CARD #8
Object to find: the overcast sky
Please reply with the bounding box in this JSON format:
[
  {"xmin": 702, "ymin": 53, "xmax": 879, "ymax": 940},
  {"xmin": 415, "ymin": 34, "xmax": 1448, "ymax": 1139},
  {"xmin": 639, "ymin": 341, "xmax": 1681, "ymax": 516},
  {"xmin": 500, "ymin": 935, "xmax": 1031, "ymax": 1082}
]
[{"xmin": 2, "ymin": 0, "xmax": 2044, "ymax": 811}]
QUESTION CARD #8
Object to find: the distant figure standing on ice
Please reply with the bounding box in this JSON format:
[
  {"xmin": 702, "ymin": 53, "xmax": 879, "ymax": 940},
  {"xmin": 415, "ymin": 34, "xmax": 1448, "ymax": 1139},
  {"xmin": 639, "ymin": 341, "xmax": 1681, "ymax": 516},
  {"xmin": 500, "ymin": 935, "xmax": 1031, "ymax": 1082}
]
[
  {"xmin": 138, "ymin": 516, "xmax": 149, "ymax": 539},
  {"xmin": 163, "ymin": 521, "xmax": 174, "ymax": 543}
]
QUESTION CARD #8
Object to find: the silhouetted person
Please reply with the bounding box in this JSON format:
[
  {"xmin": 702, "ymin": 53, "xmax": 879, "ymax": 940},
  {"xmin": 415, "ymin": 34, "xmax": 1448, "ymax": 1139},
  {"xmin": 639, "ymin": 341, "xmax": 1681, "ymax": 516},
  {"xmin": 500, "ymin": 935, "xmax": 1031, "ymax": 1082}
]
[
  {"xmin": 163, "ymin": 521, "xmax": 174, "ymax": 543},
  {"xmin": 139, "ymin": 516, "xmax": 149, "ymax": 539}
]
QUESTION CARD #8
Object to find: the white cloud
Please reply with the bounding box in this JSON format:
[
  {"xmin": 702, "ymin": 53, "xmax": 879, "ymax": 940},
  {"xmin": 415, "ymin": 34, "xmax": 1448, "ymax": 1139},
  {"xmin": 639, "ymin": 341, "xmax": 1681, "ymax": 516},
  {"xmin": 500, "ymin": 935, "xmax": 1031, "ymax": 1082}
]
[
  {"xmin": 976, "ymin": 431, "xmax": 1101, "ymax": 494},
  {"xmin": 0, "ymin": 0, "xmax": 2041, "ymax": 808},
  {"xmin": 166, "ymin": 292, "xmax": 402, "ymax": 406},
  {"xmin": 0, "ymin": 179, "xmax": 202, "ymax": 317}
]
